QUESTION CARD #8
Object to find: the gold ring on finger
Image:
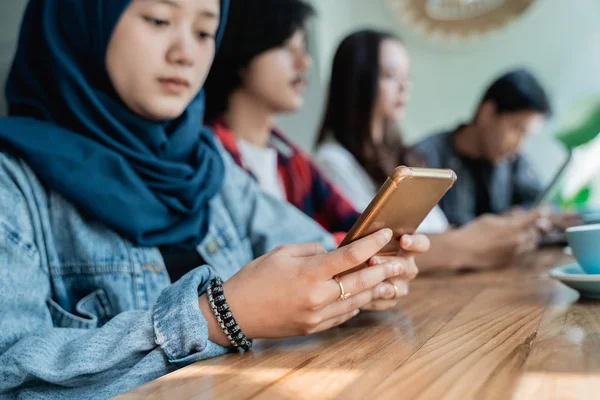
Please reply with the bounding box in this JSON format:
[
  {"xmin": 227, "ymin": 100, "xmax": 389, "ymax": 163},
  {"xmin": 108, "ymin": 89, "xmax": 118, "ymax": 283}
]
[
  {"xmin": 385, "ymin": 279, "xmax": 401, "ymax": 299},
  {"xmin": 334, "ymin": 276, "xmax": 351, "ymax": 301}
]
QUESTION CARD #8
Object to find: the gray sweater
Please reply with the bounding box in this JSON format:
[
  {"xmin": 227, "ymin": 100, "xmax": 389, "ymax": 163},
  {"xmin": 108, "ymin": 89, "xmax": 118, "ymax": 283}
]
[{"xmin": 415, "ymin": 130, "xmax": 543, "ymax": 226}]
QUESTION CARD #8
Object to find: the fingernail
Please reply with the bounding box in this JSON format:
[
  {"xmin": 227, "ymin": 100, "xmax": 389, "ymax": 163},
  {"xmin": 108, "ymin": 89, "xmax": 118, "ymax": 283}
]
[
  {"xmin": 353, "ymin": 310, "xmax": 360, "ymax": 316},
  {"xmin": 402, "ymin": 236, "xmax": 413, "ymax": 248},
  {"xmin": 380, "ymin": 229, "xmax": 393, "ymax": 242},
  {"xmin": 378, "ymin": 284, "xmax": 387, "ymax": 296}
]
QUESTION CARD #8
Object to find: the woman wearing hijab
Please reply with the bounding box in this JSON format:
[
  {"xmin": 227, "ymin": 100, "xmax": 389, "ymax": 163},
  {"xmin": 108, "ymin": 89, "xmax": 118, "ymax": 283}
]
[{"xmin": 0, "ymin": 0, "xmax": 428, "ymax": 397}]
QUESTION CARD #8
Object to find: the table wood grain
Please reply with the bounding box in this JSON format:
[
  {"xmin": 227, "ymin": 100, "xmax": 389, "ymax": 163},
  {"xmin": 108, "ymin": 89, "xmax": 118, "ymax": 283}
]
[{"xmin": 119, "ymin": 250, "xmax": 600, "ymax": 400}]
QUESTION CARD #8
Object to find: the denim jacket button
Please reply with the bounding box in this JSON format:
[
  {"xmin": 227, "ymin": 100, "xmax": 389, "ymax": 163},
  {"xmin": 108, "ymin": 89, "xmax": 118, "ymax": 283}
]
[{"xmin": 205, "ymin": 240, "xmax": 219, "ymax": 254}]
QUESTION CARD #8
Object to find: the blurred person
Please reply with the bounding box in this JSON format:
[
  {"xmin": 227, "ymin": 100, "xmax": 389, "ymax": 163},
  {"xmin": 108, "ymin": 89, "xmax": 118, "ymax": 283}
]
[
  {"xmin": 415, "ymin": 69, "xmax": 561, "ymax": 226},
  {"xmin": 314, "ymin": 29, "xmax": 541, "ymax": 272},
  {"xmin": 0, "ymin": 1, "xmax": 429, "ymax": 396},
  {"xmin": 204, "ymin": 0, "xmax": 361, "ymax": 243}
]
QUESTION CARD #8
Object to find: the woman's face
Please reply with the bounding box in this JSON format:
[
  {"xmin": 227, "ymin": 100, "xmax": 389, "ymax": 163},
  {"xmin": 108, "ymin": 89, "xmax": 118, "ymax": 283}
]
[
  {"xmin": 240, "ymin": 29, "xmax": 312, "ymax": 114},
  {"xmin": 373, "ymin": 39, "xmax": 411, "ymax": 124},
  {"xmin": 106, "ymin": 0, "xmax": 220, "ymax": 121}
]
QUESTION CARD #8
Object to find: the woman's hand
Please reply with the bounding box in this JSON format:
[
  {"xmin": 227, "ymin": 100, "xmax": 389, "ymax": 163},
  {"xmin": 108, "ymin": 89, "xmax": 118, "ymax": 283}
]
[
  {"xmin": 360, "ymin": 234, "xmax": 429, "ymax": 311},
  {"xmin": 200, "ymin": 228, "xmax": 418, "ymax": 345}
]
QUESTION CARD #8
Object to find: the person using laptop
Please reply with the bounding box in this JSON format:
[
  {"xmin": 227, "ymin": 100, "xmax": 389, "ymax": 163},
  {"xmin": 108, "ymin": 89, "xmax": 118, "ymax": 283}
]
[{"xmin": 416, "ymin": 69, "xmax": 578, "ymax": 231}]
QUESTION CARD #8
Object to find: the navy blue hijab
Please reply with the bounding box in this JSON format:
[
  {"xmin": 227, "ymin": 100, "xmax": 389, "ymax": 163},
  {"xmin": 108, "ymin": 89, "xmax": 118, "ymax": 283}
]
[{"xmin": 0, "ymin": 0, "xmax": 230, "ymax": 248}]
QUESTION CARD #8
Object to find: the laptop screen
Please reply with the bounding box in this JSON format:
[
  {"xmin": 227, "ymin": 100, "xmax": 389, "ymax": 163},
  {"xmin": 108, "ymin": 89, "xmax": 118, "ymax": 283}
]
[{"xmin": 541, "ymin": 134, "xmax": 600, "ymax": 212}]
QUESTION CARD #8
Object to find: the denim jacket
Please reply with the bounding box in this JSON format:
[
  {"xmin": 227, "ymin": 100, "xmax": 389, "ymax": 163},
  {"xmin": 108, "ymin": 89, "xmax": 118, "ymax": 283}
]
[{"xmin": 0, "ymin": 149, "xmax": 335, "ymax": 399}]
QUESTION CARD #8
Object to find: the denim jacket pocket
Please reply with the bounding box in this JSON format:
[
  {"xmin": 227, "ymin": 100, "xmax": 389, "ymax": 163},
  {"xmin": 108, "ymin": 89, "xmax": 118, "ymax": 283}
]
[{"xmin": 47, "ymin": 289, "xmax": 113, "ymax": 329}]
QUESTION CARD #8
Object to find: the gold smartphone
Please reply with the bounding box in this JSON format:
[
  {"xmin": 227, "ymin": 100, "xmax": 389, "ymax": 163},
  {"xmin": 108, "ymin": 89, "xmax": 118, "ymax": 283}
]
[{"xmin": 340, "ymin": 166, "xmax": 457, "ymax": 257}]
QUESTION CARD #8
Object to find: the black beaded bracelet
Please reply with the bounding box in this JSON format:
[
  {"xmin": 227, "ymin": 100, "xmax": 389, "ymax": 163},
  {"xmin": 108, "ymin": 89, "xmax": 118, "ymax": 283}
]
[{"xmin": 206, "ymin": 278, "xmax": 253, "ymax": 352}]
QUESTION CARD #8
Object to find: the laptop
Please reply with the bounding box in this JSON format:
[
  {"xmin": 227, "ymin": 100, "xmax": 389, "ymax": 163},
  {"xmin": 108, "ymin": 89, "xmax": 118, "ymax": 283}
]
[{"xmin": 535, "ymin": 136, "xmax": 600, "ymax": 246}]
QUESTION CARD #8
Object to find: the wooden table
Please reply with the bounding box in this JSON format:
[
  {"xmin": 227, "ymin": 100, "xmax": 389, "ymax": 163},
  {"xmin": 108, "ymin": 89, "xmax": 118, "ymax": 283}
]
[{"xmin": 119, "ymin": 250, "xmax": 600, "ymax": 400}]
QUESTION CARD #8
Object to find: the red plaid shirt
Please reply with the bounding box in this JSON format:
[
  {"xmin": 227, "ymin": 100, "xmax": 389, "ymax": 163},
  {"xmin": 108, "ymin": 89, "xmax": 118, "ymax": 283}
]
[{"xmin": 211, "ymin": 120, "xmax": 360, "ymax": 243}]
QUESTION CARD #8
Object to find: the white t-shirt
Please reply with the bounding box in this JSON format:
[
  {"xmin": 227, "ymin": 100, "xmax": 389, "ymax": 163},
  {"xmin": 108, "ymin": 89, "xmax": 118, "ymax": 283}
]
[
  {"xmin": 238, "ymin": 139, "xmax": 286, "ymax": 201},
  {"xmin": 314, "ymin": 141, "xmax": 450, "ymax": 234}
]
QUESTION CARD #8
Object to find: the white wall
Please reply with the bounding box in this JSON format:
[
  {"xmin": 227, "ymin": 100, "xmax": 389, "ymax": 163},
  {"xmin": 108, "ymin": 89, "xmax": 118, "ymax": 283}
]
[{"xmin": 280, "ymin": 0, "xmax": 600, "ymax": 184}]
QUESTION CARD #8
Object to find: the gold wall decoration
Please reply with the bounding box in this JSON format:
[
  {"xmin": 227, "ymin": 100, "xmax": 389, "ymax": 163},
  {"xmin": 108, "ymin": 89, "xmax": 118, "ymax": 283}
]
[{"xmin": 388, "ymin": 0, "xmax": 536, "ymax": 43}]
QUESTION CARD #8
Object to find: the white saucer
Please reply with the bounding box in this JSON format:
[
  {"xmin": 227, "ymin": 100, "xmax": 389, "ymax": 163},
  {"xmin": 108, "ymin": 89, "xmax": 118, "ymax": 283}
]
[{"xmin": 549, "ymin": 263, "xmax": 600, "ymax": 299}]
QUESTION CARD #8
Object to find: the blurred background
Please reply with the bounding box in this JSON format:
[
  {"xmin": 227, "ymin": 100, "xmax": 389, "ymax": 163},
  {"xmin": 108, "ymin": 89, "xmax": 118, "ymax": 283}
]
[{"xmin": 2, "ymin": 0, "xmax": 600, "ymax": 205}]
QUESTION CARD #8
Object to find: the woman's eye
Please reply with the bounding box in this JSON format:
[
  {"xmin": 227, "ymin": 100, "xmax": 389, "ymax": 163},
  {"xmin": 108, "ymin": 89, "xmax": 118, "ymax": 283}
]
[
  {"xmin": 197, "ymin": 31, "xmax": 215, "ymax": 40},
  {"xmin": 144, "ymin": 17, "xmax": 169, "ymax": 27}
]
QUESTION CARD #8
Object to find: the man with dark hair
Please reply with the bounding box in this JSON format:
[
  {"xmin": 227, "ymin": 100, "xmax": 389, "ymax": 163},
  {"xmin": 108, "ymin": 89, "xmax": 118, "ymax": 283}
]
[
  {"xmin": 416, "ymin": 69, "xmax": 552, "ymax": 226},
  {"xmin": 204, "ymin": 0, "xmax": 361, "ymax": 243}
]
